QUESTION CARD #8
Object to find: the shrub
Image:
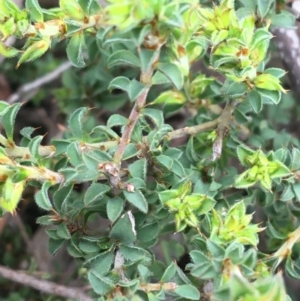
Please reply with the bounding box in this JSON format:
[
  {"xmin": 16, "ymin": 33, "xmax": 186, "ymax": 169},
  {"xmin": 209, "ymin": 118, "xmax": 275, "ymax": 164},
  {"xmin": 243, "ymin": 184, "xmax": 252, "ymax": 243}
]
[{"xmin": 0, "ymin": 0, "xmax": 299, "ymax": 300}]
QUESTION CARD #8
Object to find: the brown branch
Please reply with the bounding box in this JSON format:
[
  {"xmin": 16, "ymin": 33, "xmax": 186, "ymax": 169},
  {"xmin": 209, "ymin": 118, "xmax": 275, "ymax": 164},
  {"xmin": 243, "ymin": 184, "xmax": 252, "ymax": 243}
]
[
  {"xmin": 0, "ymin": 265, "xmax": 93, "ymax": 301},
  {"xmin": 7, "ymin": 61, "xmax": 73, "ymax": 104},
  {"xmin": 211, "ymin": 102, "xmax": 234, "ymax": 161},
  {"xmin": 14, "ymin": 215, "xmax": 34, "ymax": 254},
  {"xmin": 113, "ymin": 45, "xmax": 162, "ymax": 165},
  {"xmin": 113, "ymin": 86, "xmax": 151, "ymax": 164}
]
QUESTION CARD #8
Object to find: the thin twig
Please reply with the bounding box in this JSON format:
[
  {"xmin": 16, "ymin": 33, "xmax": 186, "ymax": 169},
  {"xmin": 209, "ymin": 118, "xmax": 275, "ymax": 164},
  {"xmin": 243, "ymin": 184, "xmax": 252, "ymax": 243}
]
[
  {"xmin": 4, "ymin": 119, "xmax": 221, "ymax": 159},
  {"xmin": 14, "ymin": 215, "xmax": 34, "ymax": 254},
  {"xmin": 0, "ymin": 265, "xmax": 93, "ymax": 301},
  {"xmin": 166, "ymin": 119, "xmax": 219, "ymax": 140},
  {"xmin": 7, "ymin": 61, "xmax": 72, "ymax": 104},
  {"xmin": 5, "ymin": 145, "xmax": 56, "ymax": 157},
  {"xmin": 139, "ymin": 282, "xmax": 178, "ymax": 292}
]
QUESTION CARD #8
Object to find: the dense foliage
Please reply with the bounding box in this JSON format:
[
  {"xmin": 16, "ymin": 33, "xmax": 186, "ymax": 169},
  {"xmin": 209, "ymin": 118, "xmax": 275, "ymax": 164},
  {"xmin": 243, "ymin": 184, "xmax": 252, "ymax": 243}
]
[{"xmin": 0, "ymin": 0, "xmax": 299, "ymax": 300}]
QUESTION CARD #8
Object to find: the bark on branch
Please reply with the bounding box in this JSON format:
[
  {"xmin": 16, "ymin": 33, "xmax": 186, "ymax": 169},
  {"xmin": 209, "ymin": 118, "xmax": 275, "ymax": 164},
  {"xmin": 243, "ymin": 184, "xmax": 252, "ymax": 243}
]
[{"xmin": 0, "ymin": 265, "xmax": 93, "ymax": 301}]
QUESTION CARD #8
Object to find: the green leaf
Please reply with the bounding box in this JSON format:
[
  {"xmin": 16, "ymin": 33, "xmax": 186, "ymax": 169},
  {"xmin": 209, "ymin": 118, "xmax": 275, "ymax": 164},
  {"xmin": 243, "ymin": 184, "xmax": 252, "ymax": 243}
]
[
  {"xmin": 123, "ymin": 143, "xmax": 139, "ymax": 160},
  {"xmin": 152, "ymin": 90, "xmax": 185, "ymax": 105},
  {"xmin": 66, "ymin": 32, "xmax": 86, "ymax": 68},
  {"xmin": 36, "ymin": 215, "xmax": 53, "ymax": 225},
  {"xmin": 82, "ymin": 150, "xmax": 112, "ymax": 170},
  {"xmin": 266, "ymin": 221, "xmax": 287, "ymax": 240},
  {"xmin": 20, "ymin": 127, "xmax": 35, "ymax": 139},
  {"xmin": 110, "ymin": 212, "xmax": 136, "ymax": 245},
  {"xmin": 67, "ymin": 238, "xmax": 84, "ymax": 258},
  {"xmin": 78, "ymin": 239, "xmax": 100, "ymax": 254},
  {"xmin": 25, "ymin": 0, "xmax": 43, "ymax": 22},
  {"xmin": 189, "ymin": 263, "xmax": 217, "ymax": 279},
  {"xmin": 291, "ymin": 148, "xmax": 300, "ymax": 170},
  {"xmin": 28, "ymin": 135, "xmax": 43, "ymax": 160},
  {"xmin": 119, "ymin": 245, "xmax": 151, "ymax": 263},
  {"xmin": 271, "ymin": 11, "xmax": 296, "ymax": 28},
  {"xmin": 128, "ymin": 159, "xmax": 147, "ymax": 180},
  {"xmin": 281, "ymin": 185, "xmax": 294, "ymax": 202},
  {"xmin": 236, "ymin": 145, "xmax": 255, "ymax": 166},
  {"xmin": 128, "ymin": 79, "xmax": 146, "ymax": 102},
  {"xmin": 264, "ymin": 68, "xmax": 286, "ymax": 79},
  {"xmin": 2, "ymin": 103, "xmax": 21, "ymax": 142},
  {"xmin": 91, "ymin": 125, "xmax": 119, "ymax": 140},
  {"xmin": 142, "ymin": 108, "xmax": 164, "ymax": 128},
  {"xmin": 107, "ymin": 197, "xmax": 124, "ymax": 222},
  {"xmin": 46, "ymin": 229, "xmax": 61, "ymax": 240},
  {"xmin": 123, "ymin": 190, "xmax": 148, "ymax": 213},
  {"xmin": 247, "ymin": 89, "xmax": 263, "ymax": 114},
  {"xmin": 0, "ymin": 42, "xmax": 19, "ymax": 58},
  {"xmin": 196, "ymin": 196, "xmax": 216, "ymax": 215},
  {"xmin": 118, "ymin": 279, "xmax": 140, "ymax": 291},
  {"xmin": 230, "ymin": 273, "xmax": 253, "ymax": 300},
  {"xmin": 139, "ymin": 48, "xmax": 159, "ymax": 73},
  {"xmin": 161, "ymin": 262, "xmax": 176, "ymax": 282},
  {"xmin": 2, "ymin": 16, "xmax": 15, "ymax": 32},
  {"xmin": 138, "ymin": 265, "xmax": 150, "ymax": 282},
  {"xmin": 107, "ymin": 50, "xmax": 140, "ymax": 69},
  {"xmin": 34, "ymin": 182, "xmax": 52, "ymax": 211},
  {"xmin": 78, "ymin": 0, "xmax": 101, "ymax": 15},
  {"xmin": 293, "ymin": 183, "xmax": 300, "ymax": 202},
  {"xmin": 52, "ymin": 139, "xmax": 70, "ymax": 156},
  {"xmin": 222, "ymin": 81, "xmax": 247, "ymax": 98},
  {"xmin": 17, "ymin": 39, "xmax": 50, "ymax": 68},
  {"xmin": 170, "ymin": 160, "xmax": 186, "ymax": 178},
  {"xmin": 207, "ymin": 240, "xmax": 225, "ymax": 258},
  {"xmin": 11, "ymin": 168, "xmax": 30, "ymax": 183},
  {"xmin": 269, "ymin": 161, "xmax": 290, "ymax": 179},
  {"xmin": 211, "ymin": 29, "xmax": 229, "ymax": 46},
  {"xmin": 48, "ymin": 238, "xmax": 65, "ymax": 256},
  {"xmin": 159, "ymin": 190, "xmax": 179, "ymax": 204},
  {"xmin": 156, "ymin": 154, "xmax": 173, "ymax": 170},
  {"xmin": 0, "ymin": 101, "xmax": 10, "ymax": 115},
  {"xmin": 257, "ymin": 0, "xmax": 274, "ymax": 18},
  {"xmin": 235, "ymin": 171, "xmax": 257, "ymax": 189},
  {"xmin": 174, "ymin": 284, "xmax": 200, "ymax": 300},
  {"xmin": 84, "ymin": 183, "xmax": 110, "ymax": 206},
  {"xmin": 254, "ymin": 74, "xmax": 284, "ymax": 92},
  {"xmin": 88, "ymin": 271, "xmax": 115, "ymax": 295},
  {"xmin": 258, "ymin": 89, "xmax": 281, "ymax": 105},
  {"xmin": 156, "ymin": 63, "xmax": 183, "ymax": 90},
  {"xmin": 152, "ymin": 71, "xmax": 171, "ymax": 85},
  {"xmin": 68, "ymin": 107, "xmax": 88, "ymax": 139},
  {"xmin": 56, "ymin": 223, "xmax": 71, "ymax": 239},
  {"xmin": 190, "ymin": 250, "xmax": 210, "ymax": 265},
  {"xmin": 107, "ymin": 114, "xmax": 128, "ymax": 127},
  {"xmin": 137, "ymin": 222, "xmax": 159, "ymax": 242},
  {"xmin": 108, "ymin": 76, "xmax": 130, "ymax": 92},
  {"xmin": 60, "ymin": 0, "xmax": 85, "ymax": 20},
  {"xmin": 285, "ymin": 256, "xmax": 300, "ymax": 279},
  {"xmin": 225, "ymin": 242, "xmax": 244, "ymax": 263},
  {"xmin": 53, "ymin": 184, "xmax": 74, "ymax": 212},
  {"xmin": 67, "ymin": 142, "xmax": 82, "ymax": 166},
  {"xmin": 85, "ymin": 250, "xmax": 114, "ymax": 275}
]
